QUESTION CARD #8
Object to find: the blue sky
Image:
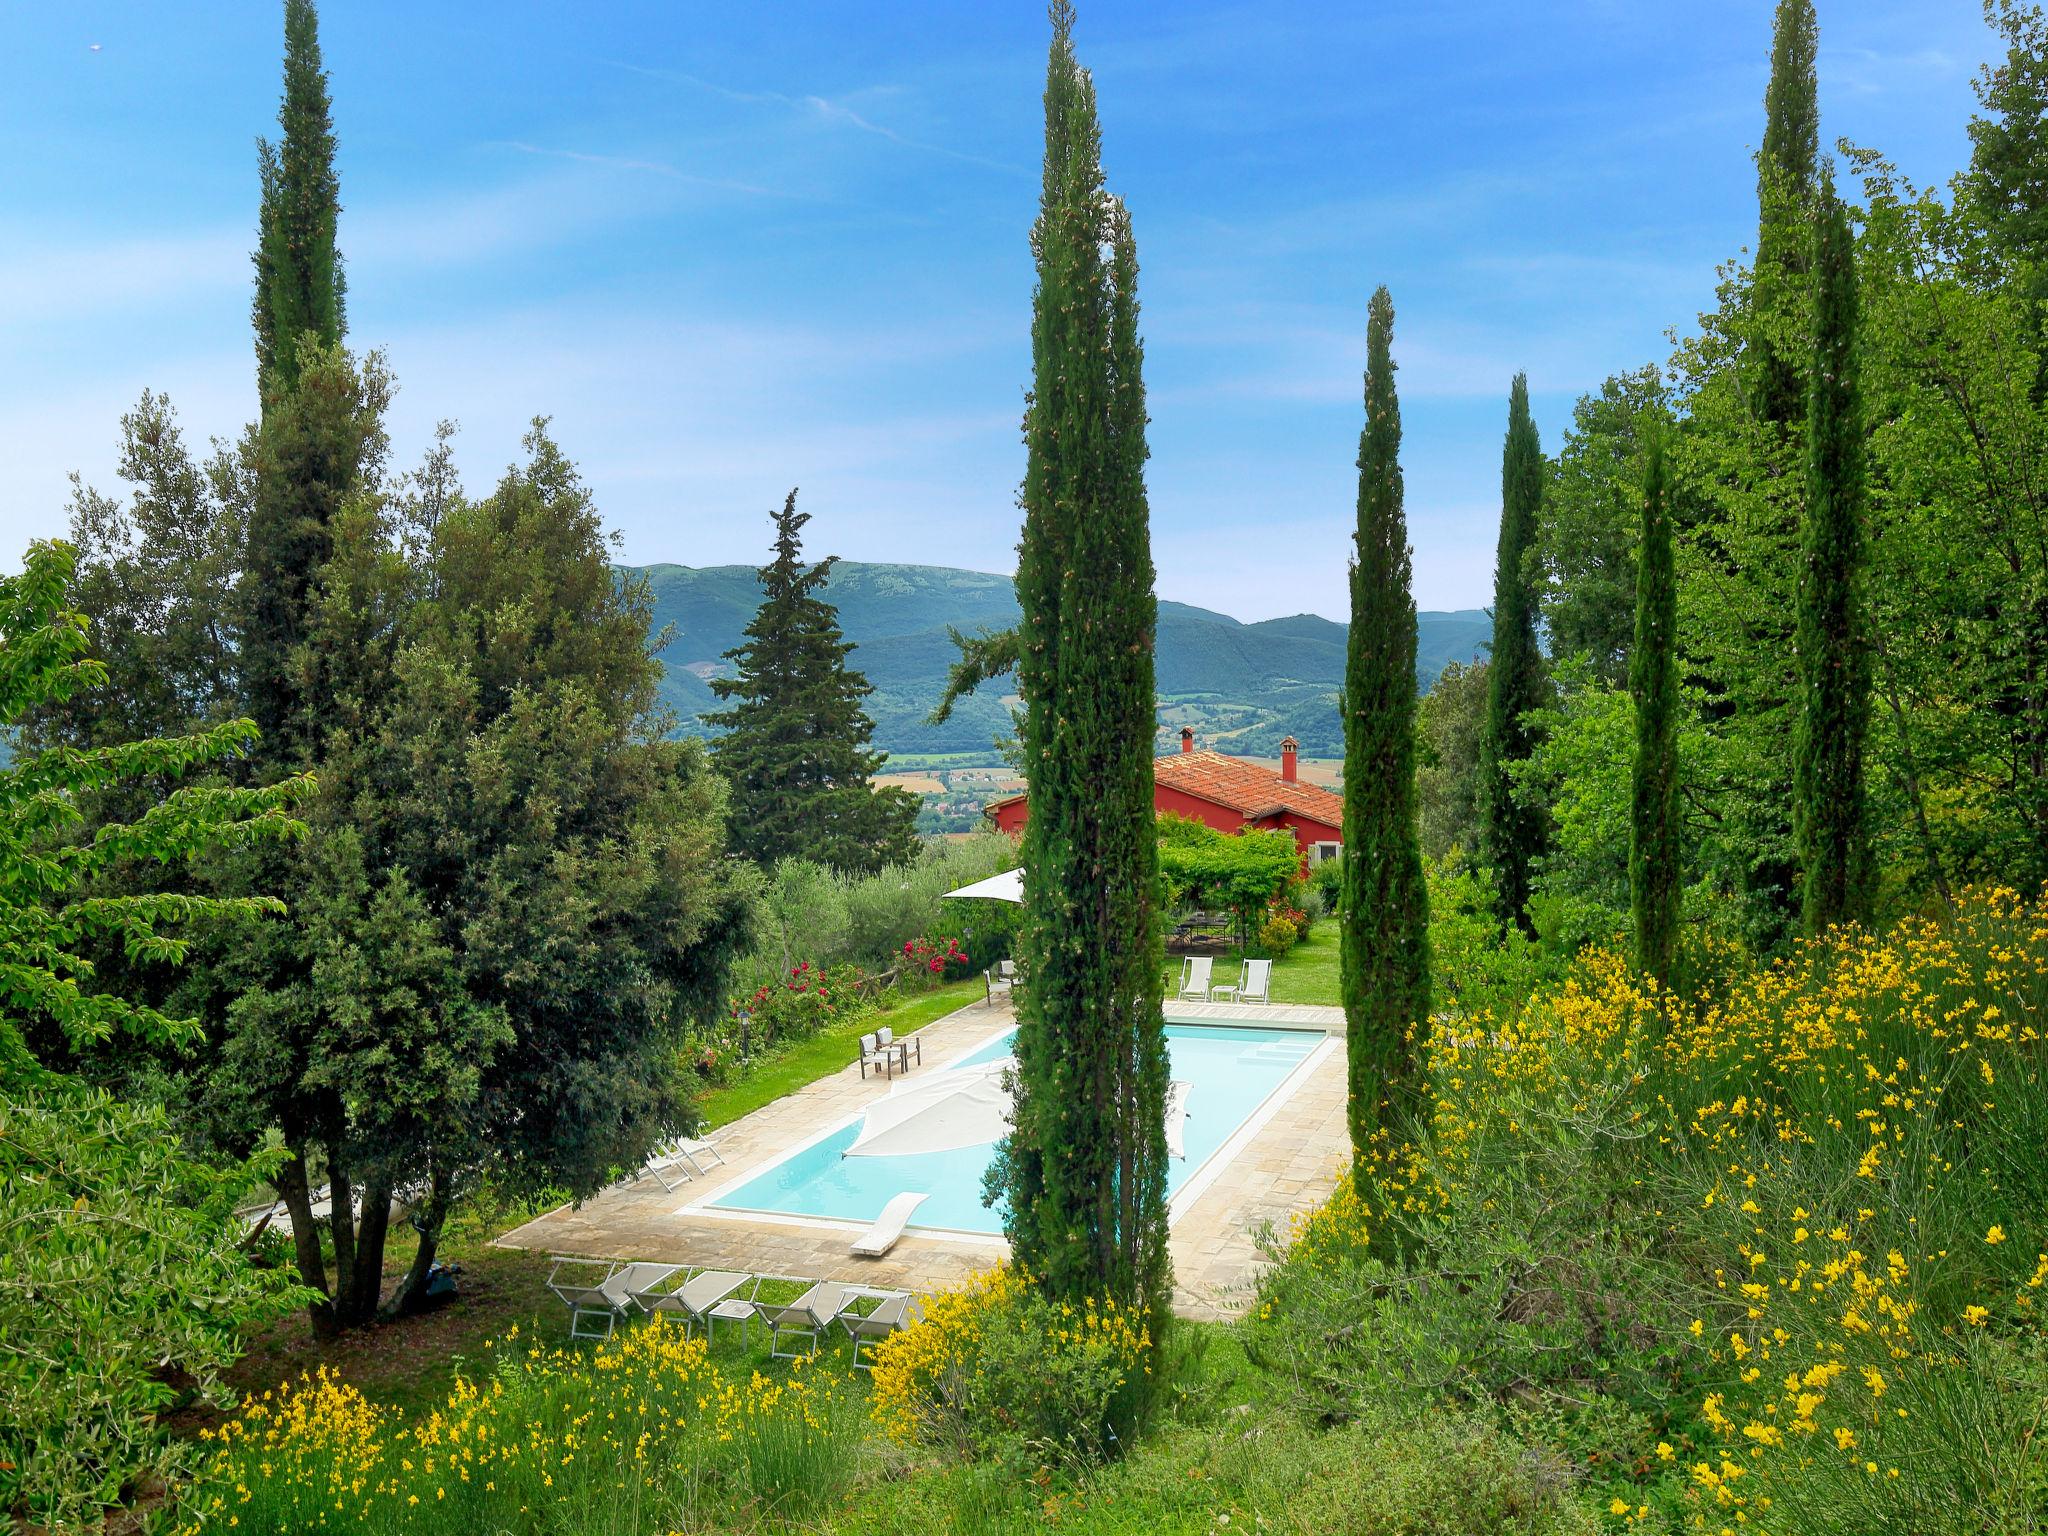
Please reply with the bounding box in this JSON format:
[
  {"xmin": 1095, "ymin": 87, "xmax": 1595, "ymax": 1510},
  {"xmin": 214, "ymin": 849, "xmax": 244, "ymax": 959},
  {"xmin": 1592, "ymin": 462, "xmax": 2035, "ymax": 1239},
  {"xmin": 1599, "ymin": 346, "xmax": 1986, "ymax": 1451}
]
[{"xmin": 0, "ymin": 2, "xmax": 1989, "ymax": 620}]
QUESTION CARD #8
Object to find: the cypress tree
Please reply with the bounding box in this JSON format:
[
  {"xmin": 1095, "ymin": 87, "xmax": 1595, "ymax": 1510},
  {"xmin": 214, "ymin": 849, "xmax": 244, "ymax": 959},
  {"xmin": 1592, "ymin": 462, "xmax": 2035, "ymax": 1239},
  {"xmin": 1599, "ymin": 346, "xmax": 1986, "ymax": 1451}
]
[
  {"xmin": 1753, "ymin": 0, "xmax": 1818, "ymax": 429},
  {"xmin": 1478, "ymin": 373, "xmax": 1548, "ymax": 935},
  {"xmin": 1341, "ymin": 286, "xmax": 1431, "ymax": 1182},
  {"xmin": 995, "ymin": 0, "xmax": 1170, "ymax": 1347},
  {"xmin": 243, "ymin": 0, "xmax": 349, "ymax": 762},
  {"xmin": 252, "ymin": 0, "xmax": 345, "ymax": 393},
  {"xmin": 1630, "ymin": 422, "xmax": 1682, "ymax": 987},
  {"xmin": 705, "ymin": 491, "xmax": 920, "ymax": 875},
  {"xmin": 1794, "ymin": 174, "xmax": 1873, "ymax": 932}
]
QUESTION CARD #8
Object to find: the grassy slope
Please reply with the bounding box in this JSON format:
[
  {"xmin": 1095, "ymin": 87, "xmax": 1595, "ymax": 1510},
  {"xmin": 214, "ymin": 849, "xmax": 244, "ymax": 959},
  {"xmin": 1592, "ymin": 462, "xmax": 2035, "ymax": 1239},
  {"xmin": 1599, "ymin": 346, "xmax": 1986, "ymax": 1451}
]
[{"xmin": 699, "ymin": 977, "xmax": 986, "ymax": 1128}]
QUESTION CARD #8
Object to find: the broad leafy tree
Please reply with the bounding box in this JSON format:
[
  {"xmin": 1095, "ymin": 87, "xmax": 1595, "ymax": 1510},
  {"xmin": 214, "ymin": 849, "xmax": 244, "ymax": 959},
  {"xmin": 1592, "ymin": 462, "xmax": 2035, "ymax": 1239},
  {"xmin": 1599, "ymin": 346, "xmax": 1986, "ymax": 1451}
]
[
  {"xmin": 1341, "ymin": 286, "xmax": 1430, "ymax": 1173},
  {"xmin": 0, "ymin": 542, "xmax": 308, "ymax": 1530},
  {"xmin": 993, "ymin": 0, "xmax": 1172, "ymax": 1350},
  {"xmin": 706, "ymin": 491, "xmax": 919, "ymax": 875},
  {"xmin": 1479, "ymin": 373, "xmax": 1549, "ymax": 934}
]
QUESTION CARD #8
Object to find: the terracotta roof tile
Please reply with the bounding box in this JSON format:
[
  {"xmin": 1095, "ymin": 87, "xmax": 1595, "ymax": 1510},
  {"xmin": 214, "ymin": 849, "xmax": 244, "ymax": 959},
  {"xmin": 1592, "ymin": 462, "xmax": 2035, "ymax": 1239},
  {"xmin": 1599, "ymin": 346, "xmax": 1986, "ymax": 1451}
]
[{"xmin": 1153, "ymin": 750, "xmax": 1344, "ymax": 828}]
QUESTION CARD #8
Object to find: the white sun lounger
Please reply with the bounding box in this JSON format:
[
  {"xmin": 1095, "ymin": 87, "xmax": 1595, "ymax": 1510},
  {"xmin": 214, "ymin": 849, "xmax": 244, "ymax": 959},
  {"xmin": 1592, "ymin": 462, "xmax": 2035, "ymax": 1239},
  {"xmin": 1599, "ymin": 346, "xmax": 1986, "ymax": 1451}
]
[
  {"xmin": 1176, "ymin": 955, "xmax": 1214, "ymax": 1003},
  {"xmin": 629, "ymin": 1266, "xmax": 754, "ymax": 1341},
  {"xmin": 641, "ymin": 1135, "xmax": 728, "ymax": 1193},
  {"xmin": 757, "ymin": 1279, "xmax": 857, "ymax": 1359},
  {"xmin": 852, "ymin": 1191, "xmax": 930, "ymax": 1257},
  {"xmin": 547, "ymin": 1258, "xmax": 680, "ymax": 1341},
  {"xmin": 1212, "ymin": 957, "xmax": 1273, "ymax": 1006},
  {"xmin": 841, "ymin": 1290, "xmax": 924, "ymax": 1369}
]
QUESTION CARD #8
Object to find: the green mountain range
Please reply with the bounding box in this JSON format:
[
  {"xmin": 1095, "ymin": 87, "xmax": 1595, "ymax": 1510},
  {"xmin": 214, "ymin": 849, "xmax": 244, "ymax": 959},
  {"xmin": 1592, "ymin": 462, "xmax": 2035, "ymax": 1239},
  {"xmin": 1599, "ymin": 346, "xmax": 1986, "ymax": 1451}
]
[{"xmin": 631, "ymin": 561, "xmax": 1491, "ymax": 761}]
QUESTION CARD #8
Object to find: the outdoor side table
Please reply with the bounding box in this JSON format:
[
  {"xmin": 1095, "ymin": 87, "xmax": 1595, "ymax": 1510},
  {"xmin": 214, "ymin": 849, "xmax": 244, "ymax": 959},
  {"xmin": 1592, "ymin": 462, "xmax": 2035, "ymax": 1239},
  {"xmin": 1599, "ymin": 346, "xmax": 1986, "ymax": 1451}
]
[{"xmin": 707, "ymin": 1298, "xmax": 754, "ymax": 1348}]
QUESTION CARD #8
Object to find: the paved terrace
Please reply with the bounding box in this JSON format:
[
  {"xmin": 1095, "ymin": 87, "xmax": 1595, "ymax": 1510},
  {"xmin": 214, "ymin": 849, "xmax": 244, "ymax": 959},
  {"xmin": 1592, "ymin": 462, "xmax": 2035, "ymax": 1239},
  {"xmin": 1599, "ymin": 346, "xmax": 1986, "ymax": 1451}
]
[{"xmin": 495, "ymin": 997, "xmax": 1349, "ymax": 1321}]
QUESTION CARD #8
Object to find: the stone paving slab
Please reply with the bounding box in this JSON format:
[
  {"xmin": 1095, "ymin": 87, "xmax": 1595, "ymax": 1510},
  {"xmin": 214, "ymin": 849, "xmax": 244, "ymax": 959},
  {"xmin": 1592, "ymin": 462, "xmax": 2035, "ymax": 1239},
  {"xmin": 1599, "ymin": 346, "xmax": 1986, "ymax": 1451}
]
[{"xmin": 494, "ymin": 997, "xmax": 1349, "ymax": 1321}]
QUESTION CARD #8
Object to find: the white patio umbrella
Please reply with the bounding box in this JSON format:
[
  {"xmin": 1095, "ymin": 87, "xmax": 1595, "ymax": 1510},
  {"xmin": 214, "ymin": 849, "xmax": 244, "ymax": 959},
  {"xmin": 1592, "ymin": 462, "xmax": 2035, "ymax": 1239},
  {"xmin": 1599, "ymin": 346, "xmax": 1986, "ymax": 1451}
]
[
  {"xmin": 846, "ymin": 1057, "xmax": 1016, "ymax": 1158},
  {"xmin": 941, "ymin": 867, "xmax": 1024, "ymax": 903}
]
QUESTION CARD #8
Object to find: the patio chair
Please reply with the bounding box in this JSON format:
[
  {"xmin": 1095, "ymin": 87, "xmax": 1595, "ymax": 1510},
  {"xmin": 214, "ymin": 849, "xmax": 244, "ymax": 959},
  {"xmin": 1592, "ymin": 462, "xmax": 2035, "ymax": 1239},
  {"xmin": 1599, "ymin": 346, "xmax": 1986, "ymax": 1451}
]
[
  {"xmin": 856, "ymin": 1031, "xmax": 899, "ymax": 1081},
  {"xmin": 547, "ymin": 1258, "xmax": 680, "ymax": 1341},
  {"xmin": 1211, "ymin": 957, "xmax": 1273, "ymax": 1006},
  {"xmin": 841, "ymin": 1290, "xmax": 924, "ymax": 1370},
  {"xmin": 756, "ymin": 1279, "xmax": 857, "ymax": 1359},
  {"xmin": 629, "ymin": 1266, "xmax": 756, "ymax": 1343},
  {"xmin": 852, "ymin": 1191, "xmax": 930, "ymax": 1257},
  {"xmin": 1164, "ymin": 1079, "xmax": 1192, "ymax": 1159},
  {"xmin": 1175, "ymin": 955, "xmax": 1214, "ymax": 1003},
  {"xmin": 876, "ymin": 1024, "xmax": 921, "ymax": 1071},
  {"xmin": 984, "ymin": 958, "xmax": 1017, "ymax": 1005}
]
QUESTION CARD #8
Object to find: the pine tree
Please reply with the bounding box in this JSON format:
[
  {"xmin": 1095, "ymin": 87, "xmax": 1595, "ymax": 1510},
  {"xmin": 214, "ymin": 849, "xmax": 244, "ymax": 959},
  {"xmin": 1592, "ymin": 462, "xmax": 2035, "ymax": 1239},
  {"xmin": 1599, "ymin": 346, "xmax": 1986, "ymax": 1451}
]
[
  {"xmin": 705, "ymin": 492, "xmax": 919, "ymax": 875},
  {"xmin": 1630, "ymin": 421, "xmax": 1682, "ymax": 987},
  {"xmin": 1753, "ymin": 0, "xmax": 1818, "ymax": 429},
  {"xmin": 994, "ymin": 0, "xmax": 1171, "ymax": 1350},
  {"xmin": 243, "ymin": 0, "xmax": 350, "ymax": 764},
  {"xmin": 1795, "ymin": 174, "xmax": 1873, "ymax": 933},
  {"xmin": 1479, "ymin": 373, "xmax": 1548, "ymax": 934},
  {"xmin": 252, "ymin": 0, "xmax": 345, "ymax": 393},
  {"xmin": 1342, "ymin": 286, "xmax": 1431, "ymax": 1181}
]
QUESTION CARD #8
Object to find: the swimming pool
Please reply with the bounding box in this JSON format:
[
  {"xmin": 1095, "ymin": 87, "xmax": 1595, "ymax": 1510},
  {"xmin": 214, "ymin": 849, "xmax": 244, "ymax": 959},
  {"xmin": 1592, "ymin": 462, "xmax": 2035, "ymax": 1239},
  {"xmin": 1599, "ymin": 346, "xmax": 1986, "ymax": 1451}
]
[{"xmin": 700, "ymin": 1021, "xmax": 1327, "ymax": 1237}]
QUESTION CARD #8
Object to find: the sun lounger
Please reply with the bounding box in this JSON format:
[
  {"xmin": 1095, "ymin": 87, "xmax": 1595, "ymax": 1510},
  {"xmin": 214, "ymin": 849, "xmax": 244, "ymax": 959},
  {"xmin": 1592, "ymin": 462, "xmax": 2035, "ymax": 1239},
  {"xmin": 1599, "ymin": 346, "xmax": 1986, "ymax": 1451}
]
[
  {"xmin": 1211, "ymin": 957, "xmax": 1273, "ymax": 1006},
  {"xmin": 629, "ymin": 1266, "xmax": 754, "ymax": 1340},
  {"xmin": 757, "ymin": 1279, "xmax": 857, "ymax": 1359},
  {"xmin": 1176, "ymin": 955, "xmax": 1214, "ymax": 1003},
  {"xmin": 841, "ymin": 1290, "xmax": 924, "ymax": 1369},
  {"xmin": 856, "ymin": 1030, "xmax": 899, "ymax": 1080},
  {"xmin": 638, "ymin": 1134, "xmax": 728, "ymax": 1193},
  {"xmin": 547, "ymin": 1258, "xmax": 680, "ymax": 1341},
  {"xmin": 852, "ymin": 1191, "xmax": 930, "ymax": 1257}
]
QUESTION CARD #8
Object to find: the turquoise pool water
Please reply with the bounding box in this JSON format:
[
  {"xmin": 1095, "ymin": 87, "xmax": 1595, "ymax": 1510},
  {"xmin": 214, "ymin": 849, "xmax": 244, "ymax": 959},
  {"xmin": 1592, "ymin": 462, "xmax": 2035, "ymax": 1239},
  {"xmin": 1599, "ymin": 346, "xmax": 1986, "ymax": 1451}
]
[{"xmin": 705, "ymin": 1022, "xmax": 1323, "ymax": 1235}]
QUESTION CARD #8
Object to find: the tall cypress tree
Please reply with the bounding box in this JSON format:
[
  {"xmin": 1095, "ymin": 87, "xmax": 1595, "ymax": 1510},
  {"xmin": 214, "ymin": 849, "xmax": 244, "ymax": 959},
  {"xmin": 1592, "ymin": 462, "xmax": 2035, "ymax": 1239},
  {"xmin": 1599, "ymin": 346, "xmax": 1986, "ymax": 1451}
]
[
  {"xmin": 252, "ymin": 0, "xmax": 345, "ymax": 394},
  {"xmin": 994, "ymin": 0, "xmax": 1170, "ymax": 1347},
  {"xmin": 1341, "ymin": 287, "xmax": 1430, "ymax": 1181},
  {"xmin": 705, "ymin": 491, "xmax": 919, "ymax": 875},
  {"xmin": 1630, "ymin": 422, "xmax": 1682, "ymax": 987},
  {"xmin": 1753, "ymin": 0, "xmax": 1818, "ymax": 429},
  {"xmin": 1479, "ymin": 373, "xmax": 1548, "ymax": 935},
  {"xmin": 1794, "ymin": 174, "xmax": 1873, "ymax": 933},
  {"xmin": 243, "ymin": 0, "xmax": 350, "ymax": 763}
]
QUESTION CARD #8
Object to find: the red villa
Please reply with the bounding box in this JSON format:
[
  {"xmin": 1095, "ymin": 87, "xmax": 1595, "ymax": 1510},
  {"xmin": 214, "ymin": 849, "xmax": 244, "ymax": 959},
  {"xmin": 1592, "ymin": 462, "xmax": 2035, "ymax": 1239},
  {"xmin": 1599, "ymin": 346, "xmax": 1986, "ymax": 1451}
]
[{"xmin": 984, "ymin": 728, "xmax": 1343, "ymax": 867}]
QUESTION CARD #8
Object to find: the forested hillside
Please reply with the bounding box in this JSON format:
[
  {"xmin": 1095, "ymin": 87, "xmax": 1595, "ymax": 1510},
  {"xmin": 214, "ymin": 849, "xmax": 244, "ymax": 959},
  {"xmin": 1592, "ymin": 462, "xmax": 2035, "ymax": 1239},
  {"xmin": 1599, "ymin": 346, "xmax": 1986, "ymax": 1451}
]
[{"xmin": 632, "ymin": 559, "xmax": 1490, "ymax": 758}]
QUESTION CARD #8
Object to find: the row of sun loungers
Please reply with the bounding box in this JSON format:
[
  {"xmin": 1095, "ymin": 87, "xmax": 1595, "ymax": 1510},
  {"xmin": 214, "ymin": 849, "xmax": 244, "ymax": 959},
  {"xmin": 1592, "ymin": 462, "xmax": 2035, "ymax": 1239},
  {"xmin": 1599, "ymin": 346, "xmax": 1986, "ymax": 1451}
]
[
  {"xmin": 636, "ymin": 1135, "xmax": 726, "ymax": 1194},
  {"xmin": 545, "ymin": 1258, "xmax": 923, "ymax": 1366}
]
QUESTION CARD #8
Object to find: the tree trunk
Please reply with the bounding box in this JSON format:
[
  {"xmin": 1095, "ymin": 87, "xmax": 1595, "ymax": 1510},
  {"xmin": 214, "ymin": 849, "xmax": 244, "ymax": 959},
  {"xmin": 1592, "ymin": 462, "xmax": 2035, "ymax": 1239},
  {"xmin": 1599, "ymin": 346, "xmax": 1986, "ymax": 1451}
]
[
  {"xmin": 387, "ymin": 1168, "xmax": 451, "ymax": 1319},
  {"xmin": 273, "ymin": 1144, "xmax": 335, "ymax": 1338},
  {"xmin": 335, "ymin": 1176, "xmax": 393, "ymax": 1329}
]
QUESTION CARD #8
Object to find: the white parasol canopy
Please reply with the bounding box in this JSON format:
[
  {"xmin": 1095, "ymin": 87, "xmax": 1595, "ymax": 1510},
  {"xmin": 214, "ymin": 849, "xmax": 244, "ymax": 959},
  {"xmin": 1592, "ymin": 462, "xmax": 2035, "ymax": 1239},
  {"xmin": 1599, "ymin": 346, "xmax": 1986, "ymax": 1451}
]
[
  {"xmin": 846, "ymin": 1059, "xmax": 1195, "ymax": 1161},
  {"xmin": 941, "ymin": 867, "xmax": 1024, "ymax": 904},
  {"xmin": 846, "ymin": 1057, "xmax": 1017, "ymax": 1158}
]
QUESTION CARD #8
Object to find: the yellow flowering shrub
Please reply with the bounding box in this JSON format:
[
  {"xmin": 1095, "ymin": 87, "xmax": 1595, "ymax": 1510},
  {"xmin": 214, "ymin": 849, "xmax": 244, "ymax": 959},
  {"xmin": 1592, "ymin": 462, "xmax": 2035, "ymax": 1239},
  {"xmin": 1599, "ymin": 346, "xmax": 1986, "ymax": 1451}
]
[
  {"xmin": 1256, "ymin": 887, "xmax": 2048, "ymax": 1533},
  {"xmin": 171, "ymin": 1317, "xmax": 855, "ymax": 1533},
  {"xmin": 869, "ymin": 1263, "xmax": 1154, "ymax": 1467}
]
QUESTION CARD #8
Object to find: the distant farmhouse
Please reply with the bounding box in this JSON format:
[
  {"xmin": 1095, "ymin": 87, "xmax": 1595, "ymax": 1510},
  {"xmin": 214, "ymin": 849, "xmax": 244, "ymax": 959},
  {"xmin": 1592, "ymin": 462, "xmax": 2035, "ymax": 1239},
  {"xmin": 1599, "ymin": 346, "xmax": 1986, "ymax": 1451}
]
[{"xmin": 984, "ymin": 729, "xmax": 1342, "ymax": 866}]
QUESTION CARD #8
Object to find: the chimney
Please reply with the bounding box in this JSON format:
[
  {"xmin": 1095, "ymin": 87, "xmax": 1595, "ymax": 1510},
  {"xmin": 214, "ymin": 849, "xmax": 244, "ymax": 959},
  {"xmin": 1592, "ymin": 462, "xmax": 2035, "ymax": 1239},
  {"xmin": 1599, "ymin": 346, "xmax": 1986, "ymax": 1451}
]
[
  {"xmin": 1179, "ymin": 726, "xmax": 1195, "ymax": 754},
  {"xmin": 1280, "ymin": 736, "xmax": 1299, "ymax": 782}
]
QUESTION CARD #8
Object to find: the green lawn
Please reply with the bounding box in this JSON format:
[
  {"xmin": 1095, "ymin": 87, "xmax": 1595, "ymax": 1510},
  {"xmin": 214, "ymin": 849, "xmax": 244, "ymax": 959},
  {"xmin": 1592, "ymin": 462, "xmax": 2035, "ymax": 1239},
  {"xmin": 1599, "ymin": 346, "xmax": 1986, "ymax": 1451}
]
[
  {"xmin": 698, "ymin": 976, "xmax": 986, "ymax": 1129},
  {"xmin": 1164, "ymin": 921, "xmax": 1340, "ymax": 1008}
]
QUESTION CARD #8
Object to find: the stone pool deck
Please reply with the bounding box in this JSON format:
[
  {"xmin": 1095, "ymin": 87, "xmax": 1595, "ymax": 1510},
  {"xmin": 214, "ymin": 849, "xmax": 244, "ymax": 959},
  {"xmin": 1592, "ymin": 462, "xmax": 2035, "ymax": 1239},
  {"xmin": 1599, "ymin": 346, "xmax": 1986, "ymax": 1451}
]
[{"xmin": 494, "ymin": 996, "xmax": 1349, "ymax": 1321}]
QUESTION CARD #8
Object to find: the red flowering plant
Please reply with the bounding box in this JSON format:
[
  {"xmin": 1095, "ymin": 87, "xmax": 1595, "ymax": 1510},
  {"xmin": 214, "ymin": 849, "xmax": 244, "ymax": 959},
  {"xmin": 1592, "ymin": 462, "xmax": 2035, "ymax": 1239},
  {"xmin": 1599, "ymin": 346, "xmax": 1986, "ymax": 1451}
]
[
  {"xmin": 695, "ymin": 961, "xmax": 880, "ymax": 1080},
  {"xmin": 897, "ymin": 936, "xmax": 970, "ymax": 991}
]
